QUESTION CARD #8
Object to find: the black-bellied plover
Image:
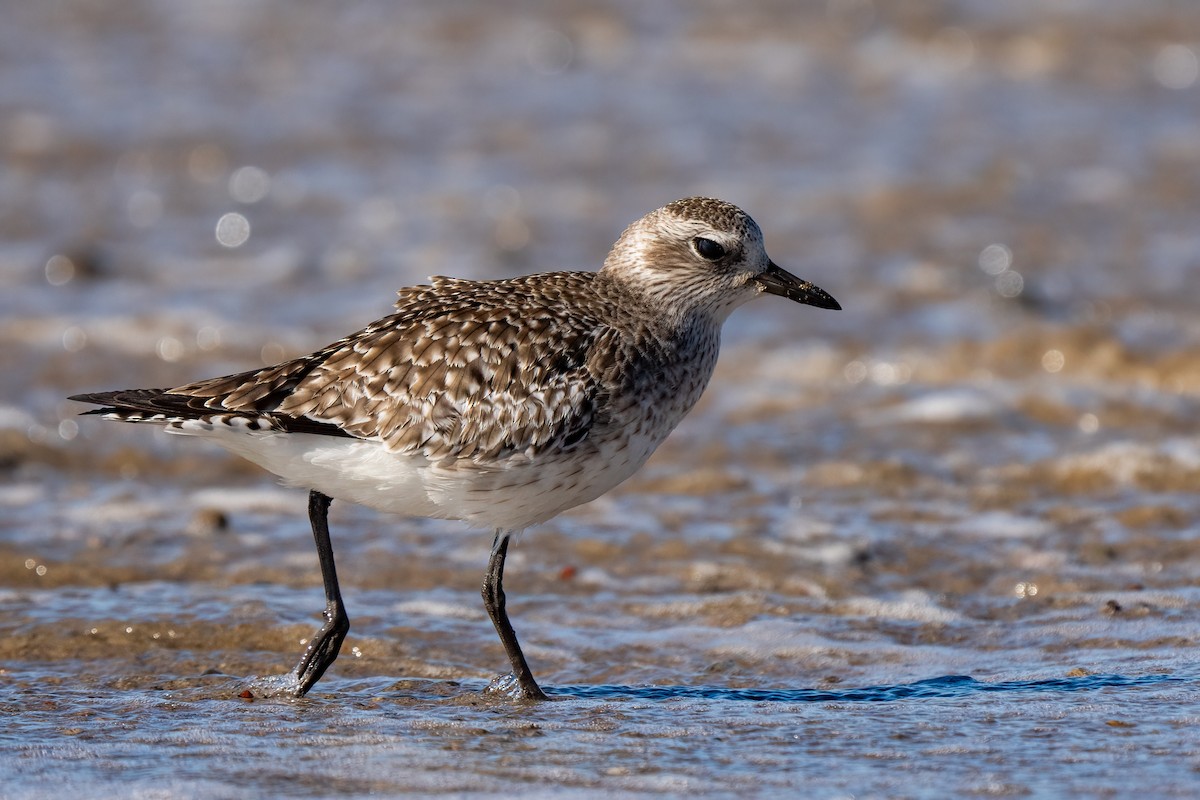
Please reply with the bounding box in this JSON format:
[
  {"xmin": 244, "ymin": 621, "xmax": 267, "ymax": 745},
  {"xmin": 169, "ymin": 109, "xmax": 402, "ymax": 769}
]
[{"xmin": 70, "ymin": 197, "xmax": 840, "ymax": 700}]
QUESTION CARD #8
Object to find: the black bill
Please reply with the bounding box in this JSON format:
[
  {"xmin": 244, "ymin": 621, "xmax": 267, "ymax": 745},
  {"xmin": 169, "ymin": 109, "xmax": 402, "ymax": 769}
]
[{"xmin": 754, "ymin": 261, "xmax": 841, "ymax": 310}]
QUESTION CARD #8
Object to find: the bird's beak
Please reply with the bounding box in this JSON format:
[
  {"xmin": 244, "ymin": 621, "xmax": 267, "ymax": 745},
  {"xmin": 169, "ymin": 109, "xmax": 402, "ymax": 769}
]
[{"xmin": 754, "ymin": 262, "xmax": 841, "ymax": 310}]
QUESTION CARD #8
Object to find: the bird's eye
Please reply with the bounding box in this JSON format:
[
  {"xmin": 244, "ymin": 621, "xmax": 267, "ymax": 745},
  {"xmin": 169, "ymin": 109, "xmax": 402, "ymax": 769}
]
[{"xmin": 692, "ymin": 237, "xmax": 726, "ymax": 261}]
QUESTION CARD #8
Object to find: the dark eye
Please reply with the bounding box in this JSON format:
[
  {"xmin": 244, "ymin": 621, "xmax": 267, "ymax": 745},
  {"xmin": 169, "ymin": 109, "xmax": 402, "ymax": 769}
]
[{"xmin": 692, "ymin": 237, "xmax": 726, "ymax": 261}]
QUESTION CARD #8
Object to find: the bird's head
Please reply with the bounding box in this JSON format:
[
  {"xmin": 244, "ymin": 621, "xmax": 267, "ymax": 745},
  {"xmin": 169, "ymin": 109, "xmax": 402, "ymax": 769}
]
[{"xmin": 601, "ymin": 197, "xmax": 840, "ymax": 322}]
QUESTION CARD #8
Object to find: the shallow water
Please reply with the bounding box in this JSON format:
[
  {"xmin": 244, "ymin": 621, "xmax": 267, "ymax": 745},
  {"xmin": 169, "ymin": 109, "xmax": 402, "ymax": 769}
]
[{"xmin": 3, "ymin": 1, "xmax": 1200, "ymax": 797}]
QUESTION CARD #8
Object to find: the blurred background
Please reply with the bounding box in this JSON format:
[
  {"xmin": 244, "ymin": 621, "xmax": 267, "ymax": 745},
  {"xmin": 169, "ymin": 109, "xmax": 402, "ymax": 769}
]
[{"xmin": 2, "ymin": 2, "xmax": 1199, "ymax": 797}]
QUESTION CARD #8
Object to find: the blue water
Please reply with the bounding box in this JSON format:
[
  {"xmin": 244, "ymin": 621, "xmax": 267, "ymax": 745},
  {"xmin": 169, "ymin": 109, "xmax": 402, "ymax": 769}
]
[
  {"xmin": 3, "ymin": 668, "xmax": 1197, "ymax": 799},
  {"xmin": 545, "ymin": 671, "xmax": 1191, "ymax": 702}
]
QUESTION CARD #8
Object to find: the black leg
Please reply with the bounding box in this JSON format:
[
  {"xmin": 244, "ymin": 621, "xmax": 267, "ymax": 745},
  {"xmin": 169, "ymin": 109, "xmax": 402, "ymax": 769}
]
[
  {"xmin": 481, "ymin": 531, "xmax": 549, "ymax": 700},
  {"xmin": 290, "ymin": 489, "xmax": 349, "ymax": 697}
]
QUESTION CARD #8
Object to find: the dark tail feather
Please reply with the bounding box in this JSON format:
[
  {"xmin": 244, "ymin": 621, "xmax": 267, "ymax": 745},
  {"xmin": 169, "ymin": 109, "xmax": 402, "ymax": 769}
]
[
  {"xmin": 68, "ymin": 389, "xmax": 206, "ymax": 419},
  {"xmin": 68, "ymin": 389, "xmax": 354, "ymax": 438}
]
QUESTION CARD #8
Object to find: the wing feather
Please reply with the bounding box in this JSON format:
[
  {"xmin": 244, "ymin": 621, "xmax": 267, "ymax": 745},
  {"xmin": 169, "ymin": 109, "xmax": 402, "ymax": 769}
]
[{"xmin": 125, "ymin": 271, "xmax": 615, "ymax": 462}]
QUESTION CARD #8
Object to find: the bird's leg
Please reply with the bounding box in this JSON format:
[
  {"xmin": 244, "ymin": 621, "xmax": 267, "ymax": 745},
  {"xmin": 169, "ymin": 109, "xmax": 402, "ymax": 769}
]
[
  {"xmin": 481, "ymin": 530, "xmax": 549, "ymax": 701},
  {"xmin": 289, "ymin": 489, "xmax": 350, "ymax": 697}
]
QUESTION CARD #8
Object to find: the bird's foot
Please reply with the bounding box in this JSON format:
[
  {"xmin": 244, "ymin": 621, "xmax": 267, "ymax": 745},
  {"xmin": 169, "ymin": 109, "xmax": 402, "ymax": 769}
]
[
  {"xmin": 485, "ymin": 672, "xmax": 551, "ymax": 701},
  {"xmin": 242, "ymin": 673, "xmax": 308, "ymax": 699}
]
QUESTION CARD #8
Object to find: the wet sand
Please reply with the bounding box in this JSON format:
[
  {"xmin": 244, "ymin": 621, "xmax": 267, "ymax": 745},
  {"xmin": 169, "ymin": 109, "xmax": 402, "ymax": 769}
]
[{"xmin": 3, "ymin": 2, "xmax": 1200, "ymax": 797}]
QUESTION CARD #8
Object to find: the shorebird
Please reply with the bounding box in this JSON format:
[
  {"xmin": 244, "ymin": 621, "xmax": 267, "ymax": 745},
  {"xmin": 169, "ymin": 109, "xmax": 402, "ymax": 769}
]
[{"xmin": 70, "ymin": 197, "xmax": 840, "ymax": 700}]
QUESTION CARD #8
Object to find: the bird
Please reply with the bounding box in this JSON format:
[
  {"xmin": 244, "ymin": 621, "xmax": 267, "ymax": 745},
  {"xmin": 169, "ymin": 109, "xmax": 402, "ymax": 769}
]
[{"xmin": 69, "ymin": 197, "xmax": 840, "ymax": 701}]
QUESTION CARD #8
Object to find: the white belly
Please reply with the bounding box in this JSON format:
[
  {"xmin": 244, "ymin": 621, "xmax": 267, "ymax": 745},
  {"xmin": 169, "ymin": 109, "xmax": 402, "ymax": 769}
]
[{"xmin": 172, "ymin": 424, "xmax": 661, "ymax": 532}]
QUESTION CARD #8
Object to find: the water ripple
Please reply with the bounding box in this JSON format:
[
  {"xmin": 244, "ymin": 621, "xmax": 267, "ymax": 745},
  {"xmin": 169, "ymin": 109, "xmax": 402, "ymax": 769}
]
[{"xmin": 545, "ymin": 672, "xmax": 1188, "ymax": 702}]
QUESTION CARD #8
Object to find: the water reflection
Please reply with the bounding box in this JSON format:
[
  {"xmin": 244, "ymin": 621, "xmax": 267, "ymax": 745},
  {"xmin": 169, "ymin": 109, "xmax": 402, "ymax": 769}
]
[{"xmin": 542, "ymin": 671, "xmax": 1186, "ymax": 703}]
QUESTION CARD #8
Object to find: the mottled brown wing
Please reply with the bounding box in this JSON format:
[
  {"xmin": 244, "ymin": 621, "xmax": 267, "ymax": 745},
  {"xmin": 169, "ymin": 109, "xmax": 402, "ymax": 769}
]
[{"xmin": 172, "ymin": 273, "xmax": 611, "ymax": 461}]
